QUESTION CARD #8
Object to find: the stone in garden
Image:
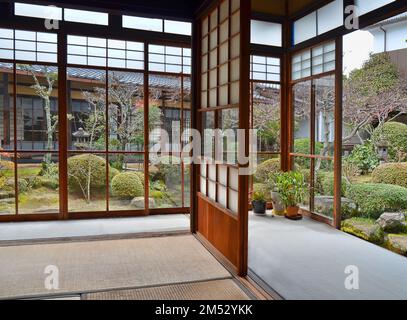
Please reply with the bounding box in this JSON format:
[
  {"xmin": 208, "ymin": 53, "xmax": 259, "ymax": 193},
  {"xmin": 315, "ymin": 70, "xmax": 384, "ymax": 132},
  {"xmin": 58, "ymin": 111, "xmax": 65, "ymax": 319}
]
[
  {"xmin": 0, "ymin": 190, "xmax": 14, "ymax": 200},
  {"xmin": 0, "ymin": 198, "xmax": 15, "ymax": 205},
  {"xmin": 342, "ymin": 218, "xmax": 384, "ymax": 244},
  {"xmin": 131, "ymin": 197, "xmax": 155, "ymax": 209},
  {"xmin": 386, "ymin": 234, "xmax": 407, "ymax": 256},
  {"xmin": 314, "ymin": 196, "xmax": 357, "ymax": 219},
  {"xmin": 376, "ymin": 212, "xmax": 407, "ymax": 233}
]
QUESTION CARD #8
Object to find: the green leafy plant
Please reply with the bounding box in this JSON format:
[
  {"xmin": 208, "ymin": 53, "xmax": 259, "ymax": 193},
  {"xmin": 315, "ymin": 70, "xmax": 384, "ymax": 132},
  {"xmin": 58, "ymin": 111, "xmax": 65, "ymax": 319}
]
[
  {"xmin": 275, "ymin": 171, "xmax": 307, "ymax": 208},
  {"xmin": 252, "ymin": 191, "xmax": 266, "ymax": 202},
  {"xmin": 346, "ymin": 141, "xmax": 379, "ymax": 174}
]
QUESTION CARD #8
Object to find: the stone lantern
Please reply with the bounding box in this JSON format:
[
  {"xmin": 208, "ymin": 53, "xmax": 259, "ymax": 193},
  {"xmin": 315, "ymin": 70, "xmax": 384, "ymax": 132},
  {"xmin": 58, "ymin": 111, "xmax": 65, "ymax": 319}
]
[
  {"xmin": 72, "ymin": 128, "xmax": 90, "ymax": 150},
  {"xmin": 376, "ymin": 140, "xmax": 389, "ymax": 163}
]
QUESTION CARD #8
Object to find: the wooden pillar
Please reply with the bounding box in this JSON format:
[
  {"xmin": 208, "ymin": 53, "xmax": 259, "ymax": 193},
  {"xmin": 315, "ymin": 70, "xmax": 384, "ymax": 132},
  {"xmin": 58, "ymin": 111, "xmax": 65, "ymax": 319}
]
[
  {"xmin": 58, "ymin": 30, "xmax": 68, "ymax": 220},
  {"xmin": 333, "ymin": 37, "xmax": 343, "ymax": 229}
]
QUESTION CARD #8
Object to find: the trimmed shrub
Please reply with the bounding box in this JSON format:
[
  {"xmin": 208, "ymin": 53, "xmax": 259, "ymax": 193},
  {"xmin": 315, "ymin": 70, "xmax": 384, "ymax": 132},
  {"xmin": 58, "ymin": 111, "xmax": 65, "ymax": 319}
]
[
  {"xmin": 150, "ymin": 190, "xmax": 165, "ymax": 200},
  {"xmin": 294, "ymin": 138, "xmax": 323, "ymax": 169},
  {"xmin": 372, "ymin": 122, "xmax": 407, "ymax": 161},
  {"xmin": 345, "ymin": 183, "xmax": 407, "ymax": 219},
  {"xmin": 134, "ymin": 172, "xmax": 145, "ymax": 187},
  {"xmin": 254, "ymin": 158, "xmax": 281, "ymax": 183},
  {"xmin": 372, "ymin": 162, "xmax": 407, "ymax": 188},
  {"xmin": 317, "ymin": 171, "xmax": 348, "ymax": 197},
  {"xmin": 111, "ymin": 172, "xmax": 144, "ymax": 199},
  {"xmin": 68, "ymin": 154, "xmax": 109, "ymax": 192},
  {"xmin": 346, "ymin": 141, "xmax": 379, "ymax": 174}
]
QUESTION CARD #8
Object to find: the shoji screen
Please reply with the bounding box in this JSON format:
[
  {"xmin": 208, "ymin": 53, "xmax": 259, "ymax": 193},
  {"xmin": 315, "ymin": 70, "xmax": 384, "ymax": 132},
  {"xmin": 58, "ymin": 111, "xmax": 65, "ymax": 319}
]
[{"xmin": 196, "ymin": 0, "xmax": 250, "ymax": 275}]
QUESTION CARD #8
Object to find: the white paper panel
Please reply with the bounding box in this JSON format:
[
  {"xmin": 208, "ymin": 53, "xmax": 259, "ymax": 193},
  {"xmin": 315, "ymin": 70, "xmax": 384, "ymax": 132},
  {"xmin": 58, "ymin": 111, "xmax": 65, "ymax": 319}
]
[
  {"xmin": 220, "ymin": 20, "xmax": 229, "ymax": 43},
  {"xmin": 231, "ymin": 58, "xmax": 239, "ymax": 81},
  {"xmin": 219, "ymin": 85, "xmax": 229, "ymax": 106},
  {"xmin": 230, "ymin": 82, "xmax": 239, "ymax": 104},
  {"xmin": 317, "ymin": 0, "xmax": 343, "ymax": 34},
  {"xmin": 219, "ymin": 165, "xmax": 228, "ymax": 185},
  {"xmin": 230, "ymin": 35, "xmax": 240, "ymax": 58},
  {"xmin": 229, "ymin": 167, "xmax": 239, "ymax": 190},
  {"xmin": 231, "ymin": 12, "xmax": 240, "ymax": 35},
  {"xmin": 208, "ymin": 181, "xmax": 216, "ymax": 200},
  {"xmin": 355, "ymin": 0, "xmax": 395, "ymax": 16},
  {"xmin": 231, "ymin": 0, "xmax": 240, "ymax": 12},
  {"xmin": 251, "ymin": 20, "xmax": 282, "ymax": 47},
  {"xmin": 200, "ymin": 177, "xmax": 207, "ymax": 195},
  {"xmin": 220, "ymin": 0, "xmax": 230, "ymax": 21},
  {"xmin": 293, "ymin": 11, "xmax": 317, "ymax": 44},
  {"xmin": 218, "ymin": 185, "xmax": 227, "ymax": 208},
  {"xmin": 208, "ymin": 164, "xmax": 217, "ymax": 181},
  {"xmin": 228, "ymin": 189, "xmax": 238, "ymax": 213}
]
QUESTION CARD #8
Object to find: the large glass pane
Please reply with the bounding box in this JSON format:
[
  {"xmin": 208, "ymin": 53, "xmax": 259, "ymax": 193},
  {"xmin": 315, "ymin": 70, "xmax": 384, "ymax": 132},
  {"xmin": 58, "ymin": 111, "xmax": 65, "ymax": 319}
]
[
  {"xmin": 68, "ymin": 68, "xmax": 106, "ymax": 151},
  {"xmin": 109, "ymin": 154, "xmax": 145, "ymax": 211},
  {"xmin": 18, "ymin": 153, "xmax": 59, "ymax": 214},
  {"xmin": 293, "ymin": 156, "xmax": 310, "ymax": 212},
  {"xmin": 253, "ymin": 83, "xmax": 281, "ymax": 153},
  {"xmin": 16, "ymin": 65, "xmax": 59, "ymax": 151},
  {"xmin": 108, "ymin": 71, "xmax": 144, "ymax": 152},
  {"xmin": 0, "ymin": 152, "xmax": 15, "ymax": 215},
  {"xmin": 68, "ymin": 153, "xmax": 107, "ymax": 213},
  {"xmin": 149, "ymin": 75, "xmax": 180, "ymax": 153},
  {"xmin": 149, "ymin": 156, "xmax": 182, "ymax": 209},
  {"xmin": 293, "ymin": 80, "xmax": 311, "ymax": 155},
  {"xmin": 0, "ymin": 65, "xmax": 14, "ymax": 150},
  {"xmin": 315, "ymin": 75, "xmax": 335, "ymax": 157},
  {"xmin": 314, "ymin": 159, "xmax": 335, "ymax": 219}
]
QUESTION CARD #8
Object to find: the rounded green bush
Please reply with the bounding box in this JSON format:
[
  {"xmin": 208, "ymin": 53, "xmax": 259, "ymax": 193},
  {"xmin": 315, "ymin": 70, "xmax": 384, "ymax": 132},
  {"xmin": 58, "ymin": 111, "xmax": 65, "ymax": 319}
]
[
  {"xmin": 294, "ymin": 138, "xmax": 324, "ymax": 169},
  {"xmin": 134, "ymin": 172, "xmax": 145, "ymax": 187},
  {"xmin": 68, "ymin": 154, "xmax": 109, "ymax": 192},
  {"xmin": 111, "ymin": 172, "xmax": 144, "ymax": 199},
  {"xmin": 372, "ymin": 163, "xmax": 407, "ymax": 188},
  {"xmin": 254, "ymin": 158, "xmax": 281, "ymax": 183},
  {"xmin": 317, "ymin": 171, "xmax": 348, "ymax": 197},
  {"xmin": 345, "ymin": 183, "xmax": 407, "ymax": 219},
  {"xmin": 372, "ymin": 122, "xmax": 407, "ymax": 161}
]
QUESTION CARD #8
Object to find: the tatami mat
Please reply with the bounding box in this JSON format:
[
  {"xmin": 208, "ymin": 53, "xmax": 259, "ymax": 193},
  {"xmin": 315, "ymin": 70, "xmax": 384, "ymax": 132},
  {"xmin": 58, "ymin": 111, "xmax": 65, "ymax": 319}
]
[
  {"xmin": 0, "ymin": 235, "xmax": 230, "ymax": 300},
  {"xmin": 84, "ymin": 279, "xmax": 251, "ymax": 300}
]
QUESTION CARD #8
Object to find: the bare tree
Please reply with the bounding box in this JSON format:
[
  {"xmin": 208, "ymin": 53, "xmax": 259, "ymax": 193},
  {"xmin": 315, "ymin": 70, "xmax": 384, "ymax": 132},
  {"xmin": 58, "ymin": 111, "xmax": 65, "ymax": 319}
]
[{"xmin": 19, "ymin": 65, "xmax": 58, "ymax": 169}]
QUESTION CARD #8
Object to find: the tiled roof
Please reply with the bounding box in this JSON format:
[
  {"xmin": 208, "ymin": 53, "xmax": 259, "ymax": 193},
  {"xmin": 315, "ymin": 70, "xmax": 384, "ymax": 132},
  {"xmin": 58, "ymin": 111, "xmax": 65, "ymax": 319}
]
[{"xmin": 0, "ymin": 62, "xmax": 191, "ymax": 91}]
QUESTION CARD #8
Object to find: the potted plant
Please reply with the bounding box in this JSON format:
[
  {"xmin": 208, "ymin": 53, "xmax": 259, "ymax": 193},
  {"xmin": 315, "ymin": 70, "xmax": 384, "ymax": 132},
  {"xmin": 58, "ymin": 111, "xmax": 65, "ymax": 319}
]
[
  {"xmin": 275, "ymin": 171, "xmax": 306, "ymax": 219},
  {"xmin": 266, "ymin": 172, "xmax": 285, "ymax": 216},
  {"xmin": 252, "ymin": 191, "xmax": 267, "ymax": 215}
]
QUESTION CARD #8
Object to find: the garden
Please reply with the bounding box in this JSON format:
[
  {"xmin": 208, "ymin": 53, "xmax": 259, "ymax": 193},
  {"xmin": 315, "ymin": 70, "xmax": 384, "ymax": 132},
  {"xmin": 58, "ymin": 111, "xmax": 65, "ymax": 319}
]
[
  {"xmin": 252, "ymin": 52, "xmax": 407, "ymax": 257},
  {"xmin": 0, "ymin": 66, "xmax": 189, "ymax": 215}
]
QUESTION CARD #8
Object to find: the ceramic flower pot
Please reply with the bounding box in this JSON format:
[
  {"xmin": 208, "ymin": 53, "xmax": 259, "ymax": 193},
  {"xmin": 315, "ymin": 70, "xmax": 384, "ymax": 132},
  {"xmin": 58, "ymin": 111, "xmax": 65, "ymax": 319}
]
[
  {"xmin": 271, "ymin": 191, "xmax": 285, "ymax": 216},
  {"xmin": 286, "ymin": 206, "xmax": 300, "ymax": 217}
]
